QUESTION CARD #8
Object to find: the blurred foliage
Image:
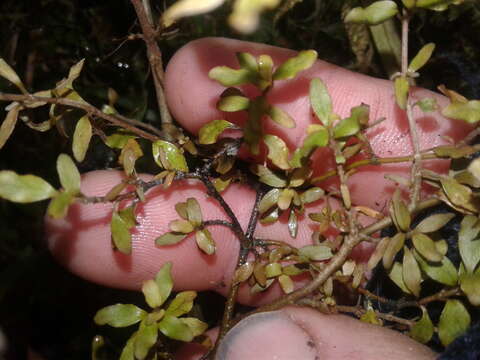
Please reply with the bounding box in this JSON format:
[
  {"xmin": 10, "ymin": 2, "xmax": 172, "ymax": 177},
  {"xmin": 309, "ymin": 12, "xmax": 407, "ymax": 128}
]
[{"xmin": 0, "ymin": 0, "xmax": 479, "ymax": 358}]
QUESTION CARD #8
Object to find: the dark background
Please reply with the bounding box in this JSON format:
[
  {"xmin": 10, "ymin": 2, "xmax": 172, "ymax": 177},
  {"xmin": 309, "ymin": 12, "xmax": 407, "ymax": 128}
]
[{"xmin": 0, "ymin": 0, "xmax": 479, "ymax": 358}]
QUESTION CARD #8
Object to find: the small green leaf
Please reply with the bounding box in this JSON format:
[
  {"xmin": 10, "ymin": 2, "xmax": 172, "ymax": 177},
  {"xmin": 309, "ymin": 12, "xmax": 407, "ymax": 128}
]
[
  {"xmin": 268, "ymin": 106, "xmax": 295, "ymax": 128},
  {"xmin": 257, "ymin": 54, "xmax": 273, "ymax": 84},
  {"xmin": 155, "ymin": 262, "xmax": 174, "ymax": 305},
  {"xmin": 252, "ymin": 165, "xmax": 287, "ymax": 187},
  {"xmin": 72, "ymin": 116, "xmax": 92, "ymax": 162},
  {"xmin": 57, "ymin": 154, "xmax": 81, "ymax": 194},
  {"xmin": 208, "ymin": 67, "xmax": 255, "ymax": 87},
  {"xmin": 403, "ymin": 247, "xmax": 421, "ymax": 297},
  {"xmin": 460, "ymin": 272, "xmax": 480, "ymax": 306},
  {"xmin": 278, "ymin": 274, "xmax": 294, "ymax": 294},
  {"xmin": 394, "ymin": 76, "xmax": 409, "ymax": 110},
  {"xmin": 415, "ymin": 98, "xmax": 438, "ymax": 112},
  {"xmin": 391, "ymin": 191, "xmax": 411, "ymax": 232},
  {"xmin": 443, "ymin": 98, "xmax": 480, "ymax": 124},
  {"xmin": 265, "ymin": 262, "xmax": 282, "ymax": 278},
  {"xmin": 142, "ymin": 280, "xmax": 163, "ymax": 308},
  {"xmin": 180, "ymin": 317, "xmax": 208, "ymax": 337},
  {"xmin": 0, "ymin": 58, "xmax": 27, "ymax": 93},
  {"xmin": 333, "ymin": 115, "xmax": 360, "ymax": 139},
  {"xmin": 169, "ymin": 219, "xmax": 195, "ymax": 234},
  {"xmin": 187, "ymin": 197, "xmax": 202, "ymax": 227},
  {"xmin": 47, "ymin": 191, "xmax": 74, "ymax": 219},
  {"xmin": 105, "ymin": 133, "xmax": 137, "ymax": 149},
  {"xmin": 0, "ymin": 171, "xmax": 57, "ymax": 203},
  {"xmin": 408, "ymin": 43, "xmax": 436, "ymax": 73},
  {"xmin": 118, "ymin": 206, "xmax": 137, "ymax": 229},
  {"xmin": 383, "ymin": 233, "xmax": 405, "ymax": 270},
  {"xmin": 236, "ymin": 52, "xmax": 258, "ymax": 72},
  {"xmin": 152, "ymin": 140, "xmax": 188, "ymax": 172},
  {"xmin": 298, "ymin": 245, "xmax": 333, "ymax": 261},
  {"xmin": 288, "ymin": 210, "xmax": 298, "ymax": 238},
  {"xmin": 195, "ymin": 229, "xmax": 216, "ymax": 255},
  {"xmin": 278, "ymin": 188, "xmax": 295, "ymax": 210},
  {"xmin": 0, "ymin": 105, "xmax": 20, "ymax": 150},
  {"xmin": 94, "ymin": 304, "xmax": 146, "ymax": 327},
  {"xmin": 345, "ymin": 1, "xmax": 398, "ymax": 25},
  {"xmin": 300, "ymin": 187, "xmax": 324, "ymax": 204},
  {"xmin": 217, "ymin": 96, "xmax": 250, "ymax": 112},
  {"xmin": 412, "ymin": 233, "xmax": 443, "ymax": 262},
  {"xmin": 414, "ymin": 213, "xmax": 455, "ymax": 233},
  {"xmin": 388, "ymin": 261, "xmax": 411, "ymax": 294},
  {"xmin": 273, "ymin": 50, "xmax": 318, "ymax": 80},
  {"xmin": 458, "ymin": 215, "xmax": 480, "ymax": 273},
  {"xmin": 258, "ymin": 188, "xmax": 280, "ymax": 214},
  {"xmin": 175, "ymin": 201, "xmax": 189, "ymax": 220},
  {"xmin": 264, "ymin": 134, "xmax": 290, "ymax": 170},
  {"xmin": 165, "ymin": 291, "xmax": 197, "ymax": 317},
  {"xmin": 155, "ymin": 232, "xmax": 188, "ymax": 246},
  {"xmin": 119, "ymin": 333, "xmax": 136, "ymax": 360},
  {"xmin": 415, "ymin": 250, "xmax": 458, "ymax": 286},
  {"xmin": 438, "ymin": 300, "xmax": 471, "ymax": 347},
  {"xmin": 120, "ymin": 139, "xmax": 143, "ymax": 176},
  {"xmin": 158, "ymin": 315, "xmax": 194, "ymax": 342},
  {"xmin": 309, "ymin": 78, "xmax": 332, "ymax": 126},
  {"xmin": 111, "ymin": 211, "xmax": 132, "ymax": 254},
  {"xmin": 440, "ymin": 177, "xmax": 476, "ymax": 212},
  {"xmin": 410, "ymin": 307, "xmax": 434, "ymax": 344},
  {"xmin": 134, "ymin": 322, "xmax": 158, "ymax": 360},
  {"xmin": 290, "ymin": 128, "xmax": 329, "ymax": 168}
]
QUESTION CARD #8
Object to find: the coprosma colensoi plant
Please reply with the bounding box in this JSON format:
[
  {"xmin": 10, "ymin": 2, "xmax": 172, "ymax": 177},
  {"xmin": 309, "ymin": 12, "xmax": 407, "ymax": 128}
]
[{"xmin": 1, "ymin": 0, "xmax": 480, "ymax": 359}]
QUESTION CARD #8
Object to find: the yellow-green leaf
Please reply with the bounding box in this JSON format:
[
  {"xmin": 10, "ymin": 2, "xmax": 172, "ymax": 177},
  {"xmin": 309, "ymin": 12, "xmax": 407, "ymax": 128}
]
[
  {"xmin": 228, "ymin": 0, "xmax": 281, "ymax": 34},
  {"xmin": 440, "ymin": 177, "xmax": 476, "ymax": 212},
  {"xmin": 252, "ymin": 165, "xmax": 287, "ymax": 187},
  {"xmin": 186, "ymin": 197, "xmax": 202, "ymax": 227},
  {"xmin": 237, "ymin": 52, "xmax": 258, "ymax": 72},
  {"xmin": 180, "ymin": 317, "xmax": 208, "ymax": 338},
  {"xmin": 268, "ymin": 106, "xmax": 295, "ymax": 128},
  {"xmin": 155, "ymin": 232, "xmax": 188, "ymax": 246},
  {"xmin": 119, "ymin": 333, "xmax": 136, "ymax": 360},
  {"xmin": 334, "ymin": 115, "xmax": 361, "ymax": 139},
  {"xmin": 344, "ymin": 1, "xmax": 398, "ymax": 25},
  {"xmin": 415, "ymin": 98, "xmax": 438, "ymax": 112},
  {"xmin": 409, "ymin": 307, "xmax": 434, "ymax": 344},
  {"xmin": 105, "ymin": 133, "xmax": 137, "ymax": 149},
  {"xmin": 273, "ymin": 50, "xmax": 317, "ymax": 80},
  {"xmin": 442, "ymin": 99, "xmax": 480, "ymax": 124},
  {"xmin": 47, "ymin": 191, "xmax": 74, "ymax": 219},
  {"xmin": 72, "ymin": 116, "xmax": 92, "ymax": 162},
  {"xmin": 309, "ymin": 78, "xmax": 332, "ymax": 126},
  {"xmin": 438, "ymin": 300, "xmax": 471, "ymax": 347},
  {"xmin": 300, "ymin": 187, "xmax": 324, "ymax": 204},
  {"xmin": 165, "ymin": 291, "xmax": 197, "ymax": 317},
  {"xmin": 57, "ymin": 154, "xmax": 81, "ymax": 194},
  {"xmin": 217, "ymin": 96, "xmax": 250, "ymax": 112},
  {"xmin": 394, "ymin": 76, "xmax": 409, "ymax": 110},
  {"xmin": 134, "ymin": 321, "xmax": 158, "ymax": 360},
  {"xmin": 258, "ymin": 188, "xmax": 280, "ymax": 214},
  {"xmin": 288, "ymin": 210, "xmax": 298, "ymax": 238},
  {"xmin": 94, "ymin": 304, "xmax": 146, "ymax": 327},
  {"xmin": 0, "ymin": 105, "xmax": 20, "ymax": 150},
  {"xmin": 403, "ymin": 247, "xmax": 422, "ymax": 297},
  {"xmin": 111, "ymin": 211, "xmax": 132, "ymax": 254},
  {"xmin": 0, "ymin": 171, "xmax": 57, "ymax": 203},
  {"xmin": 0, "ymin": 58, "xmax": 27, "ymax": 93},
  {"xmin": 264, "ymin": 134, "xmax": 290, "ymax": 170},
  {"xmin": 458, "ymin": 215, "xmax": 480, "ymax": 273},
  {"xmin": 412, "ymin": 233, "xmax": 443, "ymax": 262},
  {"xmin": 460, "ymin": 272, "xmax": 480, "ymax": 306},
  {"xmin": 414, "ymin": 250, "xmax": 458, "ymax": 286},
  {"xmin": 388, "ymin": 261, "xmax": 411, "ymax": 294},
  {"xmin": 414, "ymin": 213, "xmax": 455, "ymax": 233},
  {"xmin": 142, "ymin": 280, "xmax": 163, "ymax": 309},
  {"xmin": 408, "ymin": 43, "xmax": 436, "ymax": 73},
  {"xmin": 278, "ymin": 274, "xmax": 294, "ymax": 294},
  {"xmin": 289, "ymin": 128, "xmax": 329, "ymax": 168},
  {"xmin": 155, "ymin": 262, "xmax": 174, "ymax": 305},
  {"xmin": 209, "ymin": 66, "xmax": 255, "ymax": 87},
  {"xmin": 158, "ymin": 315, "xmax": 194, "ymax": 342},
  {"xmin": 161, "ymin": 0, "xmax": 225, "ymax": 27},
  {"xmin": 195, "ymin": 229, "xmax": 216, "ymax": 255},
  {"xmin": 169, "ymin": 219, "xmax": 195, "ymax": 234},
  {"xmin": 119, "ymin": 139, "xmax": 143, "ymax": 176},
  {"xmin": 298, "ymin": 245, "xmax": 333, "ymax": 261},
  {"xmin": 265, "ymin": 262, "xmax": 282, "ymax": 278},
  {"xmin": 152, "ymin": 140, "xmax": 188, "ymax": 172},
  {"xmin": 383, "ymin": 233, "xmax": 405, "ymax": 270}
]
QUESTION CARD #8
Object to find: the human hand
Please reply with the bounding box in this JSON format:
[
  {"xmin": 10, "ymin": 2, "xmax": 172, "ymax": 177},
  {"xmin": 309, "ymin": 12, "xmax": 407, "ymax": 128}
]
[{"xmin": 46, "ymin": 37, "xmax": 471, "ymax": 359}]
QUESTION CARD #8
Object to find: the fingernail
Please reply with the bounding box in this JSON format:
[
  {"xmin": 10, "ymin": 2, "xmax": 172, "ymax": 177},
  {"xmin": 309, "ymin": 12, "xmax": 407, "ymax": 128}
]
[{"xmin": 215, "ymin": 311, "xmax": 318, "ymax": 360}]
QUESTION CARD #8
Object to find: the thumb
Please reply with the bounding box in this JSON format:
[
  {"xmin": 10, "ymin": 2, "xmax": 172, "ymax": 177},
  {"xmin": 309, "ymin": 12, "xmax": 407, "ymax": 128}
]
[{"xmin": 178, "ymin": 306, "xmax": 436, "ymax": 360}]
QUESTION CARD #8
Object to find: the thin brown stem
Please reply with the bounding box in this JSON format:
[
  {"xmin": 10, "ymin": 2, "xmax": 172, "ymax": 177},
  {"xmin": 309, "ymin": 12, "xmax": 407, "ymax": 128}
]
[
  {"xmin": 0, "ymin": 92, "xmax": 160, "ymax": 141},
  {"xmin": 131, "ymin": 0, "xmax": 172, "ymax": 125}
]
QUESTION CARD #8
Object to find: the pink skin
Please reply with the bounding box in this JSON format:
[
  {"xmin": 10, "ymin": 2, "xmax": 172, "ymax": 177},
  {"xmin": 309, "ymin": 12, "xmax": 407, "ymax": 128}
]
[{"xmin": 46, "ymin": 38, "xmax": 470, "ymax": 358}]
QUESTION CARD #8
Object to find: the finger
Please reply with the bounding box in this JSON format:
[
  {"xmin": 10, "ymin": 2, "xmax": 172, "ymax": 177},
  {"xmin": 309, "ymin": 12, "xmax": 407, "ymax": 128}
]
[
  {"xmin": 176, "ymin": 307, "xmax": 436, "ymax": 360},
  {"xmin": 47, "ymin": 170, "xmax": 366, "ymax": 305},
  {"xmin": 165, "ymin": 37, "xmax": 472, "ymax": 211}
]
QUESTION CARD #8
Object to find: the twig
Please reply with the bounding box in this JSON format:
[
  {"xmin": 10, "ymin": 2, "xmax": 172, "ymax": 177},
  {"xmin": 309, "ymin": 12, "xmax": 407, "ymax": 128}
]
[
  {"xmin": 130, "ymin": 0, "xmax": 173, "ymax": 125},
  {"xmin": 0, "ymin": 92, "xmax": 161, "ymax": 142}
]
